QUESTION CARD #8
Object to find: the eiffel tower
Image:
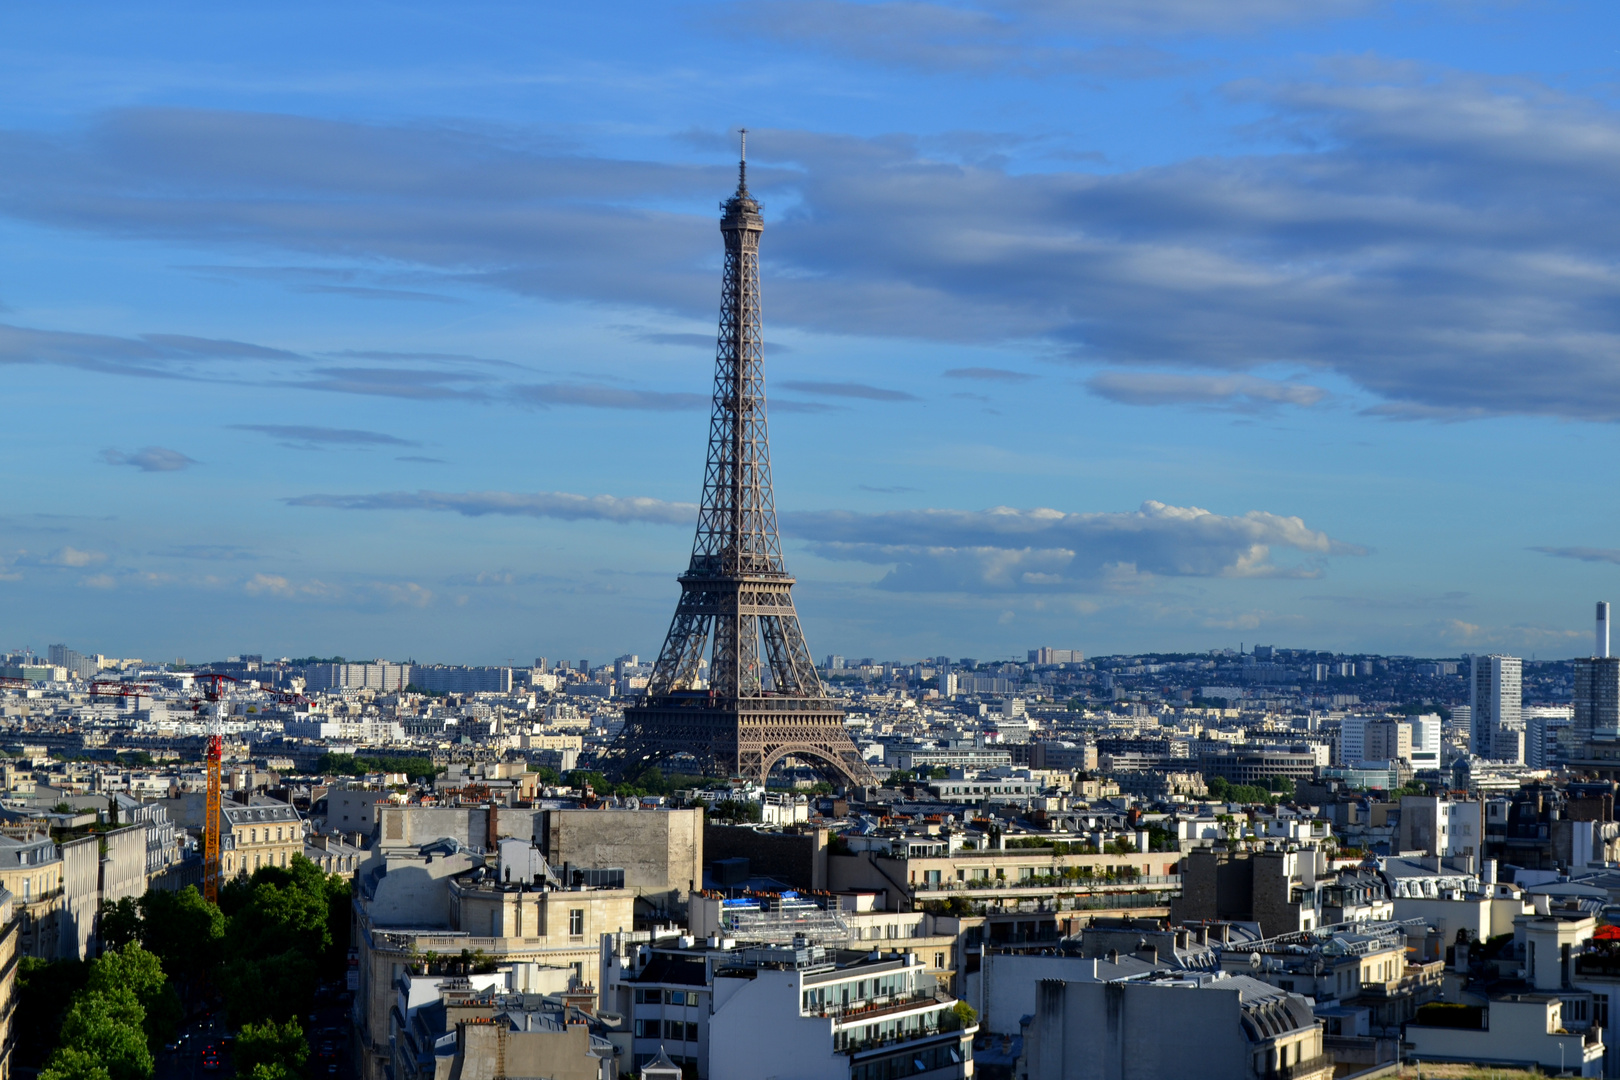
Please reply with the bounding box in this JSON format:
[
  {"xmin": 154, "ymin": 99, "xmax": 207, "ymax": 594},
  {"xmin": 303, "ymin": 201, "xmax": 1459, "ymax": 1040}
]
[{"xmin": 605, "ymin": 135, "xmax": 873, "ymax": 789}]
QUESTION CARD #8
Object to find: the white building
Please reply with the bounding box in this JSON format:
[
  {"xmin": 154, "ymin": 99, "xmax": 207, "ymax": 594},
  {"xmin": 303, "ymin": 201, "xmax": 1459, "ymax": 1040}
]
[
  {"xmin": 1408, "ymin": 713, "xmax": 1443, "ymax": 770},
  {"xmin": 601, "ymin": 935, "xmax": 974, "ymax": 1080},
  {"xmin": 1020, "ymin": 971, "xmax": 1331, "ymax": 1080},
  {"xmin": 1470, "ymin": 654, "xmax": 1522, "ymax": 760},
  {"xmin": 925, "ymin": 768, "xmax": 1045, "ymax": 805}
]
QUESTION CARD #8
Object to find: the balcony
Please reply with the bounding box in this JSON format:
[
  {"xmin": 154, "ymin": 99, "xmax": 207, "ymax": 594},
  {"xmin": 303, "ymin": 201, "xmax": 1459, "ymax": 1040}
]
[
  {"xmin": 913, "ymin": 875, "xmax": 1180, "ymax": 900},
  {"xmin": 840, "ymin": 1019, "xmax": 976, "ymax": 1058},
  {"xmin": 823, "ymin": 992, "xmax": 951, "ymax": 1024},
  {"xmin": 1263, "ymin": 1053, "xmax": 1333, "ymax": 1080}
]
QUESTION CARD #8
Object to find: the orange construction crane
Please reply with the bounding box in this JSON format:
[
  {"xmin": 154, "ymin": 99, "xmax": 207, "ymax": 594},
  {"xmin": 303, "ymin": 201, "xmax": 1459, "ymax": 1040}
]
[{"xmin": 191, "ymin": 674, "xmax": 237, "ymax": 903}]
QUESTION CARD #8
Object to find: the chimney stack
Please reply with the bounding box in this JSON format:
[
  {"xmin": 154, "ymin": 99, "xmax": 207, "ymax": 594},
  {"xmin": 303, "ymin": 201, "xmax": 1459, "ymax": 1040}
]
[{"xmin": 1600, "ymin": 601, "xmax": 1611, "ymax": 659}]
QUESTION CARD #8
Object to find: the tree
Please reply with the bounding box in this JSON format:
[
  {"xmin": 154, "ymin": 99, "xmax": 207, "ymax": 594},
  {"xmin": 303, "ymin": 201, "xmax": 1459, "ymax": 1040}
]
[
  {"xmin": 929, "ymin": 766, "xmax": 951, "ymax": 779},
  {"xmin": 99, "ymin": 897, "xmax": 142, "ymax": 952},
  {"xmin": 88, "ymin": 945, "xmax": 181, "ymax": 1045},
  {"xmin": 138, "ymin": 886, "xmax": 224, "ymax": 987},
  {"xmin": 38, "ymin": 1047, "xmax": 111, "ymax": 1080},
  {"xmin": 222, "ymin": 856, "xmax": 353, "ymax": 1025},
  {"xmin": 16, "ymin": 957, "xmax": 89, "ymax": 1067},
  {"xmin": 236, "ymin": 1018, "xmax": 309, "ymax": 1079},
  {"xmin": 56, "ymin": 987, "xmax": 152, "ymax": 1080},
  {"xmin": 708, "ymin": 799, "xmax": 761, "ymax": 824}
]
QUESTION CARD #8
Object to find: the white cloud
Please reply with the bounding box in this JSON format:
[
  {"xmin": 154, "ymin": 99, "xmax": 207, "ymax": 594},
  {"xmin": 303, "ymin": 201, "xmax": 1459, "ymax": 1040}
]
[
  {"xmin": 788, "ymin": 500, "xmax": 1364, "ymax": 592},
  {"xmin": 48, "ymin": 547, "xmax": 107, "ymax": 567},
  {"xmin": 290, "ymin": 486, "xmax": 1362, "ymax": 595},
  {"xmin": 1086, "ymin": 372, "xmax": 1327, "ymax": 410}
]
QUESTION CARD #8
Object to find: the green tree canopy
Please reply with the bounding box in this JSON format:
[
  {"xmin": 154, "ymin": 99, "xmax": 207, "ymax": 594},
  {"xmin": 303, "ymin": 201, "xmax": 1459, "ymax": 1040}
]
[
  {"xmin": 88, "ymin": 945, "xmax": 181, "ymax": 1045},
  {"xmin": 138, "ymin": 885, "xmax": 224, "ymax": 985},
  {"xmin": 16, "ymin": 957, "xmax": 88, "ymax": 1068},
  {"xmin": 57, "ymin": 986, "xmax": 152, "ymax": 1080},
  {"xmin": 235, "ymin": 1018, "xmax": 309, "ymax": 1079},
  {"xmin": 222, "ymin": 856, "xmax": 353, "ymax": 1025},
  {"xmin": 38, "ymin": 1046, "xmax": 112, "ymax": 1080},
  {"xmin": 100, "ymin": 897, "xmax": 142, "ymax": 951}
]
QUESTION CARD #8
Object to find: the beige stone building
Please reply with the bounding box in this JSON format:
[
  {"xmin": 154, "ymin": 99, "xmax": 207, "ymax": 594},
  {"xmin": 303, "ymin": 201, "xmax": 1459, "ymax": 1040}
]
[
  {"xmin": 0, "ymin": 888, "xmax": 17, "ymax": 1080},
  {"xmin": 354, "ymin": 826, "xmax": 635, "ymax": 1080},
  {"xmin": 222, "ymin": 796, "xmax": 303, "ymax": 877},
  {"xmin": 0, "ymin": 833, "xmax": 62, "ymax": 958}
]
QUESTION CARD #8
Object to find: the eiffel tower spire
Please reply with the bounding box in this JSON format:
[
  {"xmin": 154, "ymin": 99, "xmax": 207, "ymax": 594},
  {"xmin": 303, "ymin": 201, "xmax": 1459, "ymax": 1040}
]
[{"xmin": 604, "ymin": 135, "xmax": 872, "ymax": 788}]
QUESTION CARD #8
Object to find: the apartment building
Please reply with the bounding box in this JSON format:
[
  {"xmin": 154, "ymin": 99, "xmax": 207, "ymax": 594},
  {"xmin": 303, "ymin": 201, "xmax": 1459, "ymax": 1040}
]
[
  {"xmin": 0, "ymin": 889, "xmax": 15, "ymax": 1080},
  {"xmin": 600, "ymin": 931, "xmax": 975, "ymax": 1080},
  {"xmin": 829, "ymin": 837, "xmax": 1182, "ymax": 917},
  {"xmin": 1020, "ymin": 971, "xmax": 1332, "ymax": 1080},
  {"xmin": 1398, "ymin": 794, "xmax": 1483, "ymax": 860},
  {"xmin": 354, "ymin": 830, "xmax": 634, "ymax": 1080},
  {"xmin": 221, "ymin": 797, "xmax": 303, "ymax": 877},
  {"xmin": 687, "ymin": 893, "xmax": 960, "ymax": 992},
  {"xmin": 0, "ymin": 833, "xmax": 62, "ymax": 958},
  {"xmin": 1171, "ymin": 847, "xmax": 1339, "ymax": 937},
  {"xmin": 392, "ymin": 974, "xmax": 616, "ymax": 1080}
]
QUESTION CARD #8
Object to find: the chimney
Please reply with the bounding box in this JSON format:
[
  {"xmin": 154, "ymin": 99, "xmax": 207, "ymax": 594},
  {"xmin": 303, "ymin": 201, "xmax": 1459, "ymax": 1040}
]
[{"xmin": 1601, "ymin": 601, "xmax": 1612, "ymax": 658}]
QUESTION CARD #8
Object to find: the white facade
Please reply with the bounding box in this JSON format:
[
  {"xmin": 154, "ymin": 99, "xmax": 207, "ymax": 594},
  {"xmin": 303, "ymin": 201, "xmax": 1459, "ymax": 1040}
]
[
  {"xmin": 1408, "ymin": 713, "xmax": 1443, "ymax": 769},
  {"xmin": 1471, "ymin": 654, "xmax": 1523, "ymax": 759},
  {"xmin": 1339, "ymin": 716, "xmax": 1367, "ymax": 766}
]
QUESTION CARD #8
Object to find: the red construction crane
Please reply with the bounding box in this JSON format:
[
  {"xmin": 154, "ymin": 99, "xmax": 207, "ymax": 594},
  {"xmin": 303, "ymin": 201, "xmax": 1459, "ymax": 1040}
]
[
  {"xmin": 89, "ymin": 680, "xmax": 159, "ymax": 701},
  {"xmin": 191, "ymin": 674, "xmax": 238, "ymax": 903}
]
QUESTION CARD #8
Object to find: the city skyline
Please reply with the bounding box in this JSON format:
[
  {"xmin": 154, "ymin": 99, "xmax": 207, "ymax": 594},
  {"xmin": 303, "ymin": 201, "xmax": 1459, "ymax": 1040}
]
[{"xmin": 5, "ymin": 2, "xmax": 1620, "ymax": 661}]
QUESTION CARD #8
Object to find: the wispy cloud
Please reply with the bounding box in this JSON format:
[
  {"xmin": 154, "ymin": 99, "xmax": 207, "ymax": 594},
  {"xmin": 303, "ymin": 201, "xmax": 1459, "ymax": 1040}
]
[
  {"xmin": 101, "ymin": 446, "xmax": 199, "ymax": 472},
  {"xmin": 1085, "ymin": 372, "xmax": 1328, "ymax": 410},
  {"xmin": 514, "ymin": 382, "xmax": 707, "ymax": 411},
  {"xmin": 227, "ymin": 424, "xmax": 419, "ymax": 449},
  {"xmin": 243, "ymin": 571, "xmax": 434, "ymax": 607},
  {"xmin": 1532, "ymin": 546, "xmax": 1620, "ymax": 566},
  {"xmin": 286, "ymin": 489, "xmax": 698, "ymax": 526},
  {"xmin": 779, "ymin": 379, "xmax": 920, "ymax": 402},
  {"xmin": 945, "ymin": 367, "xmax": 1037, "ymax": 383},
  {"xmin": 635, "ymin": 331, "xmax": 791, "ymax": 355}
]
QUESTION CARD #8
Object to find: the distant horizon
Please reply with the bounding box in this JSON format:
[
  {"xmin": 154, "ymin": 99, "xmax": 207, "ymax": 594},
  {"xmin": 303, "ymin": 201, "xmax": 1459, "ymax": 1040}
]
[{"xmin": 6, "ymin": 641, "xmax": 1603, "ymax": 669}]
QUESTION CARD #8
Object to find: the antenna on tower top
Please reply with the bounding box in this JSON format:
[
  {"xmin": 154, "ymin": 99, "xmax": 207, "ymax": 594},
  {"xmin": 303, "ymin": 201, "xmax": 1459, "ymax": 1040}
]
[{"xmin": 738, "ymin": 127, "xmax": 749, "ymax": 190}]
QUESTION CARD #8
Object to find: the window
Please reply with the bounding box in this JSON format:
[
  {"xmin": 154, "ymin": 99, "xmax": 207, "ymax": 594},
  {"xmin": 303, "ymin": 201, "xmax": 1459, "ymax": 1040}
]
[
  {"xmin": 634, "ymin": 1019, "xmax": 656, "ymax": 1038},
  {"xmin": 935, "ymin": 953, "xmax": 946, "ymax": 969},
  {"xmin": 663, "ymin": 1019, "xmax": 684, "ymax": 1041},
  {"xmin": 569, "ymin": 908, "xmax": 584, "ymax": 935},
  {"xmin": 667, "ymin": 990, "xmax": 686, "ymax": 1006},
  {"xmin": 636, "ymin": 988, "xmax": 661, "ymax": 1004},
  {"xmin": 250, "ymin": 828, "xmax": 257, "ymax": 843},
  {"xmin": 685, "ymin": 1022, "xmax": 699, "ymax": 1041}
]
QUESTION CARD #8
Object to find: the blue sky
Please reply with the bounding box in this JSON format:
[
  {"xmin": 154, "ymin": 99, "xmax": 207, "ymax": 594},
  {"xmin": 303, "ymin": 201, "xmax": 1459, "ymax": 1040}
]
[{"xmin": 2, "ymin": 0, "xmax": 1619, "ymax": 664}]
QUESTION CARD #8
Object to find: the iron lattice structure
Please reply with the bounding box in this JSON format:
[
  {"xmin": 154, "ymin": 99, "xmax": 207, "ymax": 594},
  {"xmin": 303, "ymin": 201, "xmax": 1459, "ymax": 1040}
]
[{"xmin": 606, "ymin": 141, "xmax": 873, "ymax": 789}]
